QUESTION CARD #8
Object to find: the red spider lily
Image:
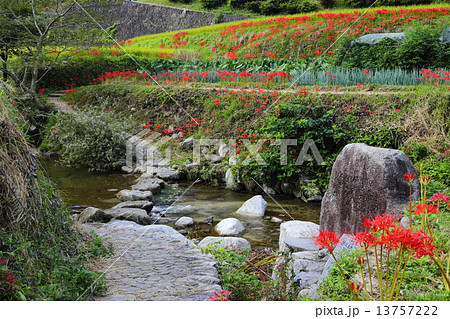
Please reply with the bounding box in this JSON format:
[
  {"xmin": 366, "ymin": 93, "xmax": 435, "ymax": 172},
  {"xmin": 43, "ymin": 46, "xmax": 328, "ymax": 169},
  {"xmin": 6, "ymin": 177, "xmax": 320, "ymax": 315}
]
[
  {"xmin": 403, "ymin": 173, "xmax": 415, "ymax": 182},
  {"xmin": 4, "ymin": 274, "xmax": 17, "ymax": 290},
  {"xmin": 362, "ymin": 214, "xmax": 396, "ymax": 232},
  {"xmin": 421, "ymin": 175, "xmax": 432, "ymax": 184},
  {"xmin": 354, "ymin": 231, "xmax": 376, "ymax": 247},
  {"xmin": 429, "ymin": 193, "xmax": 449, "ymax": 203},
  {"xmin": 349, "ymin": 282, "xmax": 364, "ymax": 293},
  {"xmin": 413, "ymin": 203, "xmax": 438, "ymax": 215},
  {"xmin": 362, "ymin": 70, "xmax": 370, "ymax": 74},
  {"xmin": 315, "ymin": 230, "xmax": 340, "ymax": 251},
  {"xmin": 208, "ymin": 290, "xmax": 231, "ymax": 301}
]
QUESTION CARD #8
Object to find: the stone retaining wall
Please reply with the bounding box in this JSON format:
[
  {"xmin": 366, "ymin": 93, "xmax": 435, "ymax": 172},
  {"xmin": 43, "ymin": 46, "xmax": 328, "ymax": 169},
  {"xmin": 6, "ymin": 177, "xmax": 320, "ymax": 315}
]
[{"xmin": 89, "ymin": 1, "xmax": 253, "ymax": 40}]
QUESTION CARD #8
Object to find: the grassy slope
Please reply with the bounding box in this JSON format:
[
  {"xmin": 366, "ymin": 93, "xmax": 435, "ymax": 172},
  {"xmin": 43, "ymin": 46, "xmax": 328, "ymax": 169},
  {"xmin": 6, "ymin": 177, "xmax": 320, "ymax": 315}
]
[{"xmin": 126, "ymin": 4, "xmax": 450, "ymax": 62}]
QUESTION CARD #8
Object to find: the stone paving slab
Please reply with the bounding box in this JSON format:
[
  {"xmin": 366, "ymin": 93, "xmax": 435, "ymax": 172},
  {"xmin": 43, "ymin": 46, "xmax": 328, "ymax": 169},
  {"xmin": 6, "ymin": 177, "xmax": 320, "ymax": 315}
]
[{"xmin": 81, "ymin": 220, "xmax": 222, "ymax": 301}]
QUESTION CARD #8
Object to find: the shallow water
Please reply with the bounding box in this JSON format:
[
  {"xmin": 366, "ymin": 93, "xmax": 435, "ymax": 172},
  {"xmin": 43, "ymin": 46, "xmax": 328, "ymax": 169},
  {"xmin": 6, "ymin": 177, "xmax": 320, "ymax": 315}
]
[{"xmin": 41, "ymin": 159, "xmax": 321, "ymax": 248}]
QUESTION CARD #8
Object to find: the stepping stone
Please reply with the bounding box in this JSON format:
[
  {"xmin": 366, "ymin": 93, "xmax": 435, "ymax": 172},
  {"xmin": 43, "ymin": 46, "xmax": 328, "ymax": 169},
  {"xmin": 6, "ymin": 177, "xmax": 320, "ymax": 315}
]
[{"xmin": 284, "ymin": 237, "xmax": 319, "ymax": 251}]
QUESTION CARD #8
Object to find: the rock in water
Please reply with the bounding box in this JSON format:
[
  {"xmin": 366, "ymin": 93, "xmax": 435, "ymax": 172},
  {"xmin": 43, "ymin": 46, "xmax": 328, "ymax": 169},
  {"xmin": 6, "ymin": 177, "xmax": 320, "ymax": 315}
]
[
  {"xmin": 320, "ymin": 143, "xmax": 420, "ymax": 235},
  {"xmin": 175, "ymin": 216, "xmax": 194, "ymax": 228},
  {"xmin": 214, "ymin": 218, "xmax": 245, "ymax": 236},
  {"xmin": 235, "ymin": 195, "xmax": 267, "ymax": 217},
  {"xmin": 77, "ymin": 207, "xmax": 111, "ymax": 223},
  {"xmin": 116, "ymin": 190, "xmax": 153, "ymax": 202}
]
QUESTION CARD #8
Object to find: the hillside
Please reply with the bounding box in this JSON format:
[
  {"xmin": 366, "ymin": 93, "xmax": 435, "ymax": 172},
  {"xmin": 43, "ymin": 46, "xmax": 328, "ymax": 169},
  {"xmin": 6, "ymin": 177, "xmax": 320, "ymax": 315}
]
[{"xmin": 127, "ymin": 5, "xmax": 450, "ymax": 63}]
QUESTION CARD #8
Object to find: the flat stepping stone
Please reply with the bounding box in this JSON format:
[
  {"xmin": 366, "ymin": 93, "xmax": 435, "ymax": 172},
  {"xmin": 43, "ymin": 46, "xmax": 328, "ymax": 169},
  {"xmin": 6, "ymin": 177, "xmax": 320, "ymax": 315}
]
[
  {"xmin": 284, "ymin": 237, "xmax": 319, "ymax": 251},
  {"xmin": 80, "ymin": 221, "xmax": 222, "ymax": 301}
]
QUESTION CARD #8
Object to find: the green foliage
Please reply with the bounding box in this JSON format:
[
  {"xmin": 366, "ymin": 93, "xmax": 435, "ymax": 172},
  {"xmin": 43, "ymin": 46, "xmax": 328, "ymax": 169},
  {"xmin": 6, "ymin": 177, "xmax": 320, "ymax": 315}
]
[
  {"xmin": 200, "ymin": 245, "xmax": 297, "ymax": 300},
  {"xmin": 396, "ymin": 24, "xmax": 447, "ymax": 69},
  {"xmin": 0, "ymin": 170, "xmax": 110, "ymax": 300},
  {"xmin": 337, "ymin": 24, "xmax": 449, "ymax": 69},
  {"xmin": 200, "ymin": 0, "xmax": 225, "ymax": 9},
  {"xmin": 229, "ymin": 0, "xmax": 248, "ymax": 8},
  {"xmin": 317, "ymin": 249, "xmax": 362, "ymax": 300},
  {"xmin": 46, "ymin": 112, "xmax": 127, "ymax": 172},
  {"xmin": 291, "ymin": 0, "xmax": 321, "ymax": 13},
  {"xmin": 169, "ymin": 0, "xmax": 194, "ymax": 3},
  {"xmin": 319, "ymin": 0, "xmax": 335, "ymax": 8}
]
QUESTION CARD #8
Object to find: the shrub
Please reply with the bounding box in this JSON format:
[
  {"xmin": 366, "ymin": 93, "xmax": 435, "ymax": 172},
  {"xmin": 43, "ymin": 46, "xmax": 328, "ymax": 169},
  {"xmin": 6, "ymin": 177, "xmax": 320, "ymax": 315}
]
[
  {"xmin": 340, "ymin": 0, "xmax": 371, "ymax": 7},
  {"xmin": 199, "ymin": 0, "xmax": 225, "ymax": 9},
  {"xmin": 47, "ymin": 112, "xmax": 127, "ymax": 172},
  {"xmin": 168, "ymin": 0, "xmax": 193, "ymax": 3},
  {"xmin": 319, "ymin": 0, "xmax": 335, "ymax": 8},
  {"xmin": 259, "ymin": 0, "xmax": 284, "ymax": 15},
  {"xmin": 229, "ymin": 0, "xmax": 248, "ymax": 8},
  {"xmin": 395, "ymin": 25, "xmax": 445, "ymax": 69}
]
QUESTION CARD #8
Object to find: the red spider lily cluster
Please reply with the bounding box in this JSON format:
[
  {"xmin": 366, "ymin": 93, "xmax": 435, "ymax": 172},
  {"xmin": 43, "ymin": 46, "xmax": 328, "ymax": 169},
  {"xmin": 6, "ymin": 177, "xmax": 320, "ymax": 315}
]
[
  {"xmin": 419, "ymin": 69, "xmax": 450, "ymax": 87},
  {"xmin": 196, "ymin": 8, "xmax": 449, "ymax": 61},
  {"xmin": 208, "ymin": 290, "xmax": 231, "ymax": 301},
  {"xmin": 315, "ymin": 170, "xmax": 449, "ymax": 300},
  {"xmin": 0, "ymin": 258, "xmax": 17, "ymax": 292}
]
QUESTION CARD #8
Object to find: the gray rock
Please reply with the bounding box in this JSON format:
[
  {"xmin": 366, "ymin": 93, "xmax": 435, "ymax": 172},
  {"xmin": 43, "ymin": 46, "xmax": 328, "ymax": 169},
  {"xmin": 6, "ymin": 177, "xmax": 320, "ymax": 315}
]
[
  {"xmin": 279, "ymin": 221, "xmax": 319, "ymax": 252},
  {"xmin": 78, "ymin": 207, "xmax": 112, "ymax": 223},
  {"xmin": 113, "ymin": 200, "xmax": 154, "ymax": 213},
  {"xmin": 243, "ymin": 180, "xmax": 257, "ymax": 192},
  {"xmin": 294, "ymin": 271, "xmax": 322, "ymax": 289},
  {"xmin": 270, "ymin": 217, "xmax": 283, "ymax": 223},
  {"xmin": 225, "ymin": 168, "xmax": 241, "ymax": 191},
  {"xmin": 321, "ymin": 234, "xmax": 356, "ymax": 279},
  {"xmin": 104, "ymin": 208, "xmax": 152, "ymax": 225},
  {"xmin": 199, "ymin": 216, "xmax": 214, "ymax": 225},
  {"xmin": 175, "ymin": 216, "xmax": 194, "ymax": 228},
  {"xmin": 121, "ymin": 166, "xmax": 134, "ymax": 174},
  {"xmin": 218, "ymin": 143, "xmax": 229, "ymax": 158},
  {"xmin": 292, "ymin": 251, "xmax": 322, "ymax": 261},
  {"xmin": 182, "ymin": 137, "xmax": 194, "ymax": 150},
  {"xmin": 280, "ymin": 181, "xmax": 293, "ymax": 195},
  {"xmin": 263, "ymin": 185, "xmax": 276, "ymax": 195},
  {"xmin": 235, "ymin": 195, "xmax": 267, "ymax": 218},
  {"xmin": 132, "ymin": 180, "xmax": 162, "ymax": 194},
  {"xmin": 307, "ymin": 195, "xmax": 323, "ymax": 203},
  {"xmin": 214, "ymin": 218, "xmax": 245, "ymax": 236},
  {"xmin": 154, "ymin": 168, "xmax": 179, "ymax": 182},
  {"xmin": 293, "ymin": 259, "xmax": 326, "ymax": 273},
  {"xmin": 116, "ymin": 189, "xmax": 153, "ymax": 201},
  {"xmin": 284, "ymin": 237, "xmax": 319, "ymax": 251},
  {"xmin": 198, "ymin": 236, "xmax": 251, "ymax": 251},
  {"xmin": 135, "ymin": 175, "xmax": 165, "ymax": 187},
  {"xmin": 298, "ymin": 283, "xmax": 321, "ymax": 299},
  {"xmin": 320, "ymin": 143, "xmax": 420, "ymax": 234}
]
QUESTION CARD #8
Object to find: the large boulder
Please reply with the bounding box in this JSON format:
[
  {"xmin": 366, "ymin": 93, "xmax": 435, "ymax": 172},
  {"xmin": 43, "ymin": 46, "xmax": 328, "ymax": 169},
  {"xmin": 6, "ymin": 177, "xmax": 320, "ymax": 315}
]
[
  {"xmin": 214, "ymin": 218, "xmax": 245, "ymax": 236},
  {"xmin": 116, "ymin": 190, "xmax": 153, "ymax": 202},
  {"xmin": 198, "ymin": 236, "xmax": 251, "ymax": 251},
  {"xmin": 279, "ymin": 221, "xmax": 320, "ymax": 252},
  {"xmin": 234, "ymin": 195, "xmax": 267, "ymax": 217},
  {"xmin": 77, "ymin": 207, "xmax": 112, "ymax": 223},
  {"xmin": 103, "ymin": 208, "xmax": 152, "ymax": 225},
  {"xmin": 320, "ymin": 143, "xmax": 420, "ymax": 235}
]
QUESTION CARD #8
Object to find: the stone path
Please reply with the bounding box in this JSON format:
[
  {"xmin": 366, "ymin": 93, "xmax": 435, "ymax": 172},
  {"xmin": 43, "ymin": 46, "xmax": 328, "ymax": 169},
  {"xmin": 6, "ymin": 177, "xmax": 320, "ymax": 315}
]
[{"xmin": 81, "ymin": 220, "xmax": 222, "ymax": 301}]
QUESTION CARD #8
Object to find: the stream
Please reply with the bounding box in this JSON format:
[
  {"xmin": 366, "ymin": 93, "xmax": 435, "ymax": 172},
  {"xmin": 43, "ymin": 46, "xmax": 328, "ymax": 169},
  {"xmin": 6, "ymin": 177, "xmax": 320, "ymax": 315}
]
[{"xmin": 41, "ymin": 158, "xmax": 321, "ymax": 248}]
